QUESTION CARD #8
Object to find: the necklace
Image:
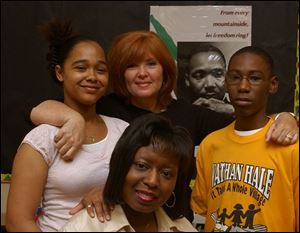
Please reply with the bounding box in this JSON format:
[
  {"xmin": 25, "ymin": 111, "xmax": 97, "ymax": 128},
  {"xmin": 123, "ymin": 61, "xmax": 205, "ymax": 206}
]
[
  {"xmin": 85, "ymin": 116, "xmax": 105, "ymax": 143},
  {"xmin": 86, "ymin": 136, "xmax": 96, "ymax": 143}
]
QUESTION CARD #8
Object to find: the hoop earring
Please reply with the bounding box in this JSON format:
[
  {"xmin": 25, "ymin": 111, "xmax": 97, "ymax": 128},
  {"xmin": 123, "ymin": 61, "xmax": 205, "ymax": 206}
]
[{"xmin": 165, "ymin": 192, "xmax": 176, "ymax": 208}]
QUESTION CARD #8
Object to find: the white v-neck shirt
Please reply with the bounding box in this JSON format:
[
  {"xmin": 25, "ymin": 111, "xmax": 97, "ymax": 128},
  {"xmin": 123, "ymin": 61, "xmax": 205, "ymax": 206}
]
[{"xmin": 21, "ymin": 115, "xmax": 128, "ymax": 232}]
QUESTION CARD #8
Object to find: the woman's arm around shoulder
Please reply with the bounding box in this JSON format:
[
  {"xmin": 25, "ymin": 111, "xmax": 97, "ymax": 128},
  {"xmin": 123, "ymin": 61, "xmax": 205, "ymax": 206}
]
[
  {"xmin": 31, "ymin": 100, "xmax": 86, "ymax": 160},
  {"xmin": 266, "ymin": 112, "xmax": 299, "ymax": 145}
]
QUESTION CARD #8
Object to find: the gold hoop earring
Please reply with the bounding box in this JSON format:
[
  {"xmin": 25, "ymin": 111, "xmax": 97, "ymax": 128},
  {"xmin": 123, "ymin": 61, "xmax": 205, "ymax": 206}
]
[{"xmin": 165, "ymin": 191, "xmax": 176, "ymax": 208}]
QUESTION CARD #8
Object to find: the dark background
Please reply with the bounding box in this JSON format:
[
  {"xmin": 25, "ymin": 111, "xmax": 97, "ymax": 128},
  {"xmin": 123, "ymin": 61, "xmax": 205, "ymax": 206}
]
[{"xmin": 1, "ymin": 1, "xmax": 298, "ymax": 173}]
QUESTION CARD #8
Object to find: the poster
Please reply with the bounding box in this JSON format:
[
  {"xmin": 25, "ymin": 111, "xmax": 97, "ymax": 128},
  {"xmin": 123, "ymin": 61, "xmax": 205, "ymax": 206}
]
[{"xmin": 150, "ymin": 6, "xmax": 252, "ymax": 116}]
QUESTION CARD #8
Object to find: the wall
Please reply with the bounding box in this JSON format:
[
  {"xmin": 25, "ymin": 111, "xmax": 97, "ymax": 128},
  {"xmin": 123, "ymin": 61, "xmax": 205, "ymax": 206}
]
[
  {"xmin": 1, "ymin": 1, "xmax": 298, "ymax": 173},
  {"xmin": 1, "ymin": 182, "xmax": 10, "ymax": 226}
]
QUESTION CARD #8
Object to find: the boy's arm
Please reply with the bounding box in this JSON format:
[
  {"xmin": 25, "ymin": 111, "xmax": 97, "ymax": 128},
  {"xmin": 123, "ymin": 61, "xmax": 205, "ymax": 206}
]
[
  {"xmin": 292, "ymin": 144, "xmax": 299, "ymax": 231},
  {"xmin": 191, "ymin": 145, "xmax": 208, "ymax": 216},
  {"xmin": 31, "ymin": 100, "xmax": 86, "ymax": 160},
  {"xmin": 295, "ymin": 173, "xmax": 299, "ymax": 232}
]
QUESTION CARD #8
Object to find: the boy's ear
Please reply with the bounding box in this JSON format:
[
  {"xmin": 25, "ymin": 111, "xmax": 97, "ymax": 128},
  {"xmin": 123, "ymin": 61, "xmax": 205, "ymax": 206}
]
[
  {"xmin": 269, "ymin": 75, "xmax": 278, "ymax": 94},
  {"xmin": 55, "ymin": 65, "xmax": 64, "ymax": 82}
]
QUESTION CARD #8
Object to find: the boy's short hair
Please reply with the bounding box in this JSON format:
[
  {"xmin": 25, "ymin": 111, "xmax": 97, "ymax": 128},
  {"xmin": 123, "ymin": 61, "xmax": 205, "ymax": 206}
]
[{"xmin": 229, "ymin": 46, "xmax": 275, "ymax": 76}]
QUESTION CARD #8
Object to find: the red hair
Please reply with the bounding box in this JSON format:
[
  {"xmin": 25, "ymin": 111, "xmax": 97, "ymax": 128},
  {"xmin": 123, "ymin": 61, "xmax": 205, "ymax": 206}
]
[{"xmin": 108, "ymin": 31, "xmax": 177, "ymax": 108}]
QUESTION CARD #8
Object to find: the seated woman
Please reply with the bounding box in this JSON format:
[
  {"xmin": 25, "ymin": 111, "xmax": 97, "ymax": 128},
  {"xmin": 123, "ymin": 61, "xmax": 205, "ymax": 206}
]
[{"xmin": 60, "ymin": 114, "xmax": 197, "ymax": 232}]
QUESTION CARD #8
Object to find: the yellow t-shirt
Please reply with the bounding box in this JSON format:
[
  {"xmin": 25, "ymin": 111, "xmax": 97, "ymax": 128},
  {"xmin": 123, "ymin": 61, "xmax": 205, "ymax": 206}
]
[{"xmin": 191, "ymin": 119, "xmax": 299, "ymax": 232}]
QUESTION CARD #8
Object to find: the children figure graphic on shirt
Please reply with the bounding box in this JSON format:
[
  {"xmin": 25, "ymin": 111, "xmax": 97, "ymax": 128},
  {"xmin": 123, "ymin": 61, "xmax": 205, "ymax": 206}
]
[{"xmin": 243, "ymin": 204, "xmax": 261, "ymax": 229}]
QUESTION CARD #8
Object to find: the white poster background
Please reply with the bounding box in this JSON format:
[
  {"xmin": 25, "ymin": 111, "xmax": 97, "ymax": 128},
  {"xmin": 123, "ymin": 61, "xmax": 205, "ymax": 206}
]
[{"xmin": 150, "ymin": 5, "xmax": 252, "ymax": 63}]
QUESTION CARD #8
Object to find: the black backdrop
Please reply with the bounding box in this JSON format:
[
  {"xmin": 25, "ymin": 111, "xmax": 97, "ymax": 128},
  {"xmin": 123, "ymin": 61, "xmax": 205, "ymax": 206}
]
[{"xmin": 1, "ymin": 1, "xmax": 298, "ymax": 173}]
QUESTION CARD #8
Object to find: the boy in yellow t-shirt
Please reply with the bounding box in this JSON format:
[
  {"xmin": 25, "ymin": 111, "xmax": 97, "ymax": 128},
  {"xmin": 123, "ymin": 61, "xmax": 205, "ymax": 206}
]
[{"xmin": 191, "ymin": 46, "xmax": 299, "ymax": 232}]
